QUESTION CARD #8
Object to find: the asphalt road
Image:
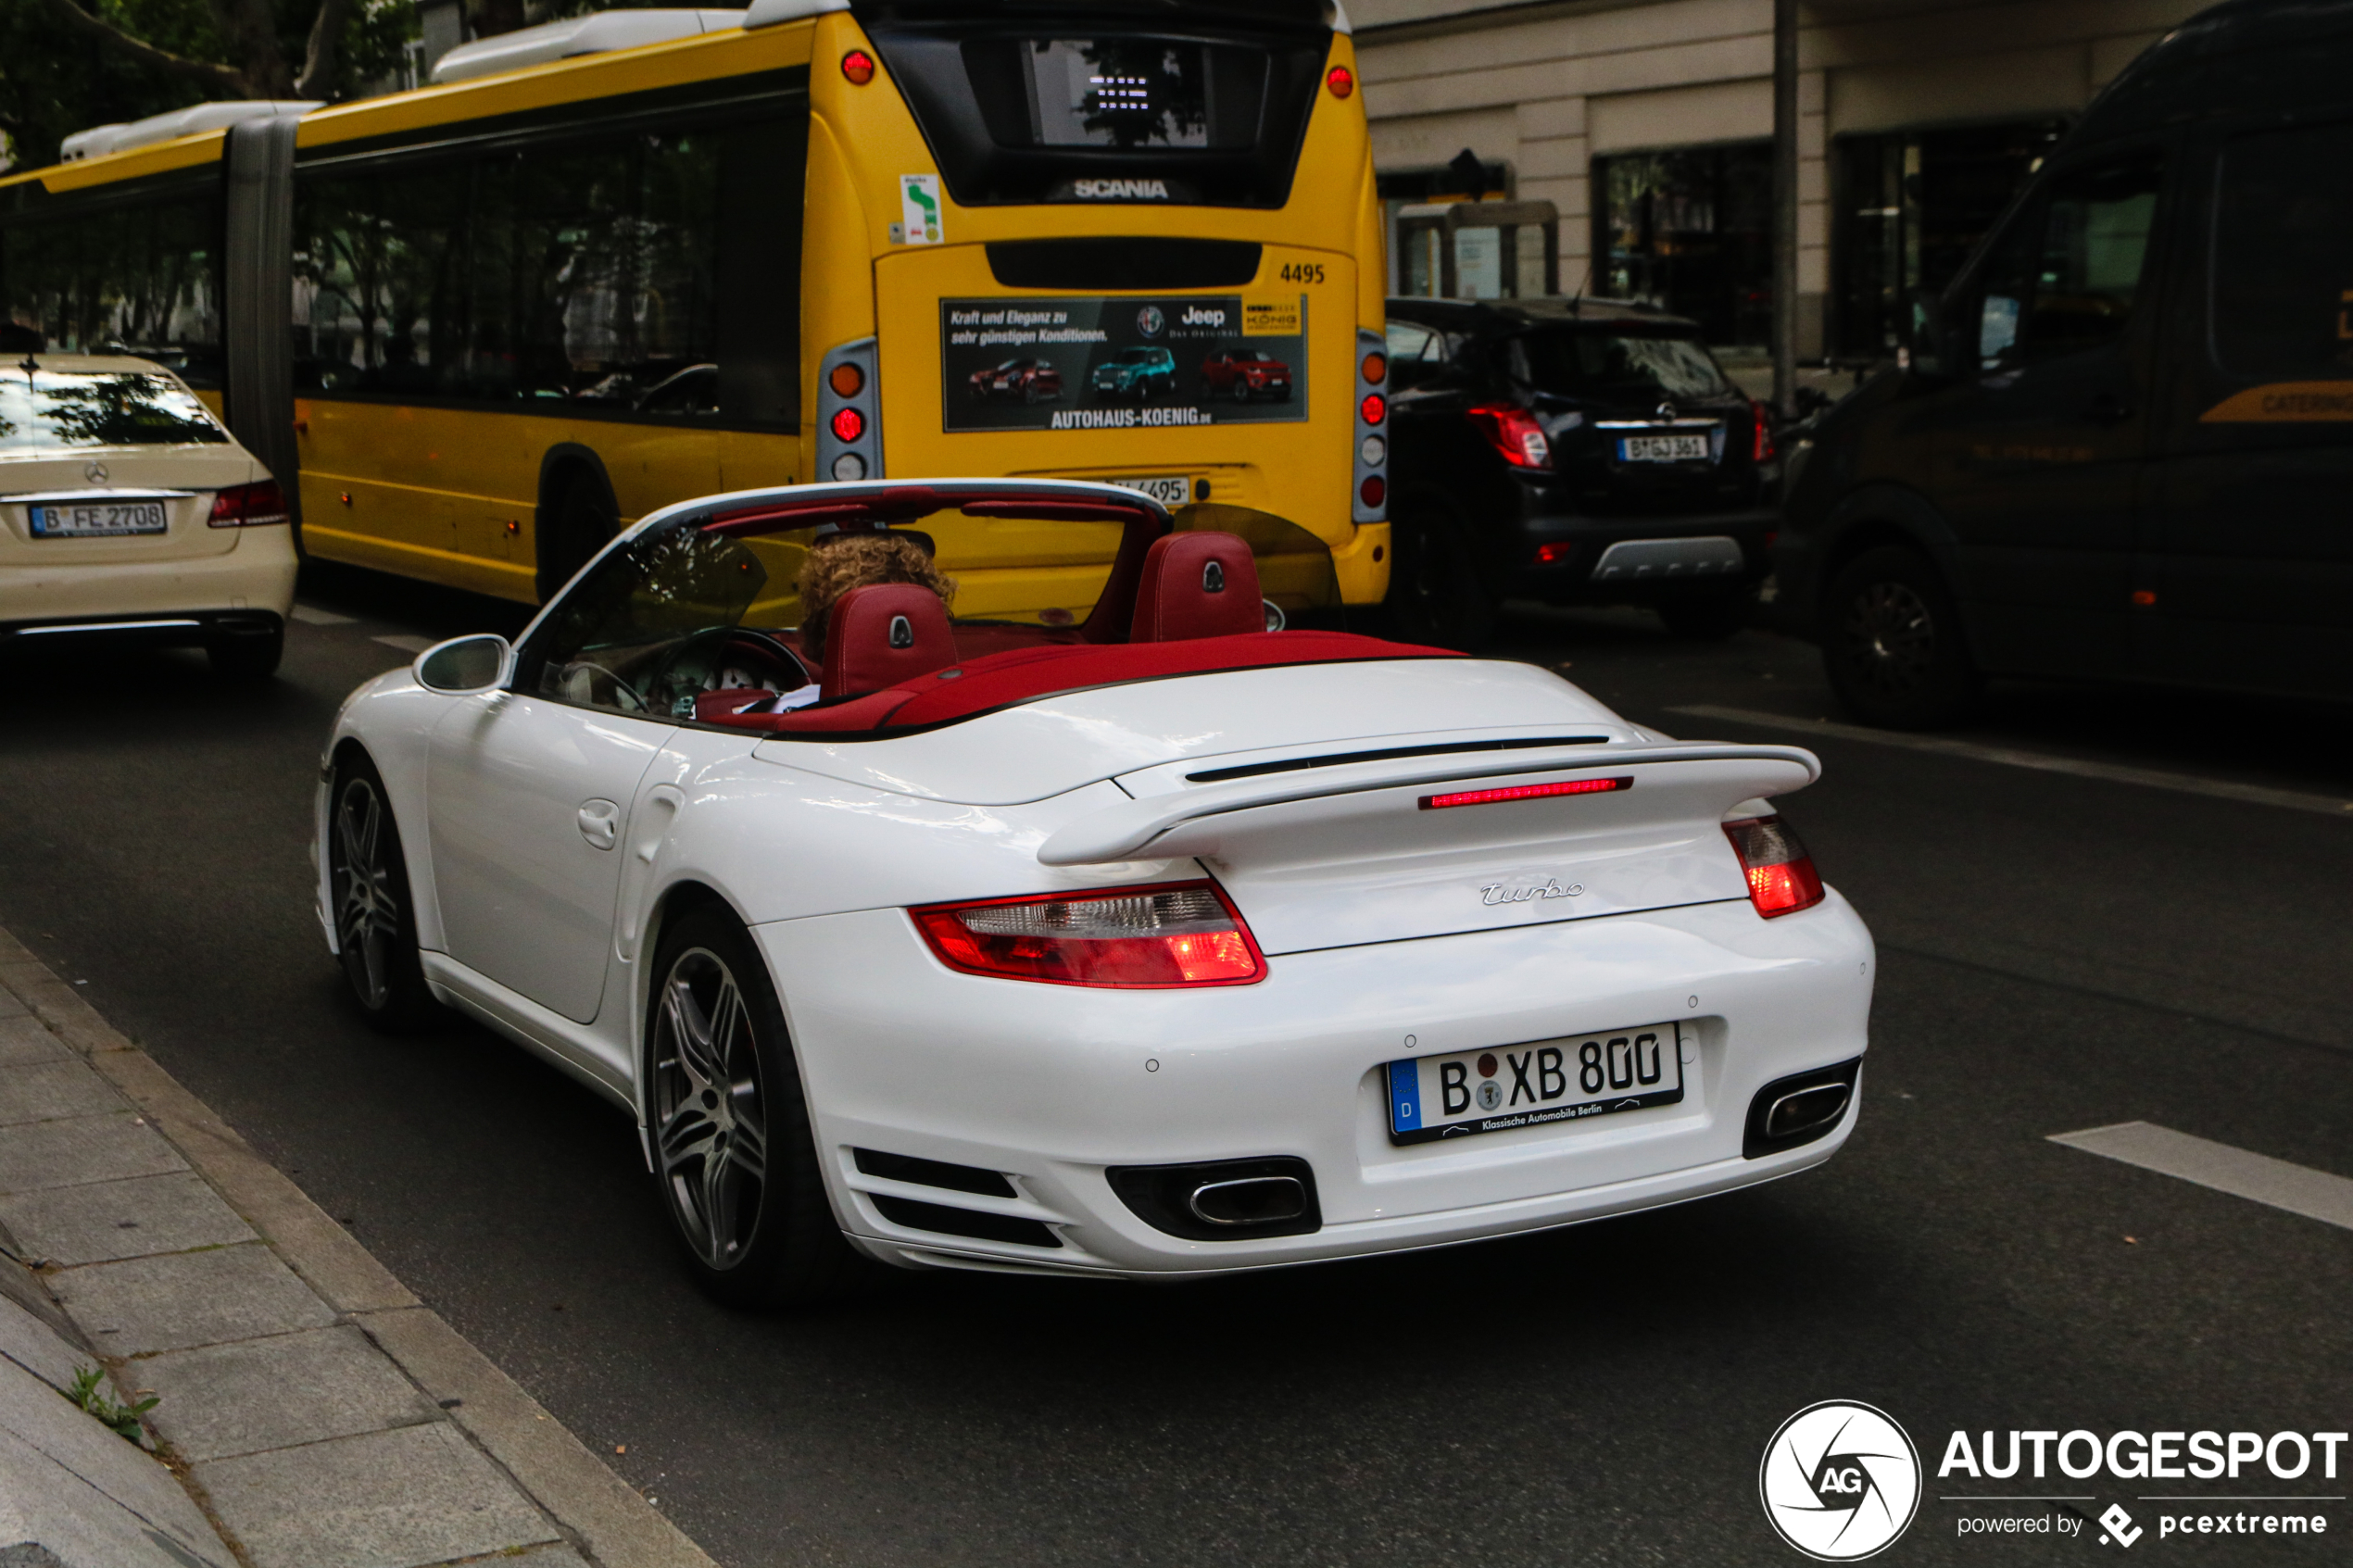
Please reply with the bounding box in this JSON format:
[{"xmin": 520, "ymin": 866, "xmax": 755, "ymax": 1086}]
[{"xmin": 3, "ymin": 565, "xmax": 2348, "ymax": 1567}]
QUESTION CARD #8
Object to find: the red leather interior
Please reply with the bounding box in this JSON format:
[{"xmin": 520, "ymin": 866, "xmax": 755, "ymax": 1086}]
[
  {"xmin": 742, "ymin": 632, "xmax": 1461, "ymax": 734},
  {"xmin": 820, "ymin": 583, "xmax": 960, "ymax": 697},
  {"xmin": 694, "ymin": 689, "xmax": 775, "ymax": 723},
  {"xmin": 1130, "ymin": 533, "xmax": 1265, "ymax": 642}
]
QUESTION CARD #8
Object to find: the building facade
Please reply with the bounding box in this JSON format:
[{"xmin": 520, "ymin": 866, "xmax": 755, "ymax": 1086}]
[{"xmin": 1357, "ymin": 0, "xmax": 2209, "ymax": 362}]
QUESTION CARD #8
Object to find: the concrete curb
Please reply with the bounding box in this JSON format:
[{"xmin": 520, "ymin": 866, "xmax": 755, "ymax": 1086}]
[{"xmin": 0, "ymin": 924, "xmax": 719, "ymax": 1568}]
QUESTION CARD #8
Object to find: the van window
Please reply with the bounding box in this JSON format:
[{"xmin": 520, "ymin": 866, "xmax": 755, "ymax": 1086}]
[
  {"xmin": 2212, "ymin": 122, "xmax": 2353, "ymax": 380},
  {"xmin": 1975, "ymin": 157, "xmax": 2162, "ymax": 371}
]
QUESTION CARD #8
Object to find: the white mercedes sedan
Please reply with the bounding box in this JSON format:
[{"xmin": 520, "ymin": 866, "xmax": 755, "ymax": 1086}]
[
  {"xmin": 314, "ymin": 479, "xmax": 1874, "ymax": 1305},
  {"xmin": 1, "ymin": 355, "xmax": 295, "ymax": 676}
]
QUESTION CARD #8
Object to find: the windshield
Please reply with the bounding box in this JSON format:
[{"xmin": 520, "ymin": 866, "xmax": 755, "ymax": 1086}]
[
  {"xmin": 1503, "ymin": 329, "xmax": 1733, "ymax": 402},
  {"xmin": 0, "ymin": 368, "xmax": 227, "ymax": 451}
]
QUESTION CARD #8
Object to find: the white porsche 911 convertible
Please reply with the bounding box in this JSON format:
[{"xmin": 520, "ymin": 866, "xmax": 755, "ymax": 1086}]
[{"xmin": 315, "ymin": 479, "xmax": 1874, "ymax": 1304}]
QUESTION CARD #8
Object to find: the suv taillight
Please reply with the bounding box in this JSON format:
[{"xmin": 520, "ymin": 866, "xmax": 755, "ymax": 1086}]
[
  {"xmin": 912, "ymin": 882, "xmax": 1265, "ymax": 987},
  {"xmin": 1750, "ymin": 399, "xmax": 1777, "ymax": 463},
  {"xmin": 1723, "ymin": 816, "xmax": 1824, "ymax": 918},
  {"xmin": 1467, "ymin": 404, "xmax": 1550, "ymax": 469},
  {"xmin": 208, "ymin": 480, "xmax": 289, "ymax": 527}
]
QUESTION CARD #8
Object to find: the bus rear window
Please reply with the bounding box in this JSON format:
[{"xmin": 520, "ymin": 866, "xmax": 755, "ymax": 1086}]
[
  {"xmin": 0, "ymin": 369, "xmax": 227, "ymax": 451},
  {"xmin": 1502, "ymin": 329, "xmax": 1735, "ymax": 402},
  {"xmin": 861, "ymin": 5, "xmax": 1330, "ymax": 208}
]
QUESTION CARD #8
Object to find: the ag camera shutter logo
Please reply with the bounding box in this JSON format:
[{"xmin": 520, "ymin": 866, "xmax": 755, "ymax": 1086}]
[{"xmin": 1760, "ymin": 1400, "xmax": 1921, "ymax": 1561}]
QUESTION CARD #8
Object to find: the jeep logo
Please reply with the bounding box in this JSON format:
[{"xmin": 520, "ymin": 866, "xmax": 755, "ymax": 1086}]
[{"xmin": 1181, "ymin": 306, "xmax": 1227, "ymax": 328}]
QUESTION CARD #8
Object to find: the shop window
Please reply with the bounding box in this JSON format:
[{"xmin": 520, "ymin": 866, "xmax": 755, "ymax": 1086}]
[{"xmin": 1593, "ymin": 144, "xmax": 1771, "ymax": 348}]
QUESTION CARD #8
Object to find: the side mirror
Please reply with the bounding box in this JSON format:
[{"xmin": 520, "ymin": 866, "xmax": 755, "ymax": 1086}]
[
  {"xmin": 414, "ymin": 633, "xmax": 513, "ymax": 695},
  {"xmin": 1900, "ymin": 291, "xmax": 1967, "ymax": 382}
]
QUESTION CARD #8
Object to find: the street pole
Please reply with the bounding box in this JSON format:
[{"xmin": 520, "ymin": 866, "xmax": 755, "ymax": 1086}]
[{"xmin": 1772, "ymin": 0, "xmax": 1799, "ymax": 419}]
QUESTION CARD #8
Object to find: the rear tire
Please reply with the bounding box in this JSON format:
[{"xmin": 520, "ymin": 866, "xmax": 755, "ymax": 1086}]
[
  {"xmin": 1821, "ymin": 545, "xmax": 1980, "ymax": 729},
  {"xmin": 535, "ymin": 469, "xmax": 619, "ymax": 604},
  {"xmin": 208, "ymin": 627, "xmax": 284, "ymax": 680},
  {"xmin": 647, "ymin": 904, "xmax": 878, "ymax": 1310},
  {"xmin": 327, "ymin": 753, "xmax": 440, "ymax": 1034},
  {"xmin": 1656, "ymin": 584, "xmax": 1755, "ymax": 641},
  {"xmin": 1384, "ymin": 501, "xmax": 1497, "ymax": 650}
]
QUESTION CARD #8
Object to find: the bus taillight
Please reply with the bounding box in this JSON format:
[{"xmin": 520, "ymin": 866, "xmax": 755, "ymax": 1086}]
[
  {"xmin": 1353, "ymin": 328, "xmax": 1389, "ymax": 526},
  {"xmin": 819, "ymin": 339, "xmax": 881, "ymax": 483}
]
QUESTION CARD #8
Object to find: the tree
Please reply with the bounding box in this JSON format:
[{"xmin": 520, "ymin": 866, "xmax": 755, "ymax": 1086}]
[{"xmin": 0, "ymin": 0, "xmax": 415, "ymax": 169}]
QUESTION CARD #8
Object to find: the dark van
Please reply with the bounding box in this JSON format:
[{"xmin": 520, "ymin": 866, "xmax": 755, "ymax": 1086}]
[{"xmin": 1775, "ymin": 0, "xmax": 2353, "ymax": 726}]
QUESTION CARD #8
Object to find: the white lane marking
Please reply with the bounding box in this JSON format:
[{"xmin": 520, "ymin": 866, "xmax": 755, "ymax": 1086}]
[
  {"xmin": 2049, "ymin": 1122, "xmax": 2353, "ymax": 1232},
  {"xmin": 372, "ymin": 633, "xmax": 435, "ymax": 655},
  {"xmin": 1668, "ymin": 704, "xmax": 2353, "ymax": 818},
  {"xmin": 288, "ymin": 604, "xmax": 356, "ymax": 626}
]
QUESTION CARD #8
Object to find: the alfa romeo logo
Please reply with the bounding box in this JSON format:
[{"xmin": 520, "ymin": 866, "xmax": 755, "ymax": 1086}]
[
  {"xmin": 1759, "ymin": 1400, "xmax": 1921, "ymax": 1561},
  {"xmin": 1136, "ymin": 305, "xmax": 1164, "ymax": 337}
]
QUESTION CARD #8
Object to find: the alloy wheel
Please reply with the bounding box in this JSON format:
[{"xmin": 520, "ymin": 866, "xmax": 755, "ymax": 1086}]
[
  {"xmin": 652, "ymin": 947, "xmax": 770, "ymax": 1271},
  {"xmin": 1841, "ymin": 579, "xmax": 1938, "ymax": 701},
  {"xmin": 333, "ymin": 777, "xmax": 402, "ymax": 1010}
]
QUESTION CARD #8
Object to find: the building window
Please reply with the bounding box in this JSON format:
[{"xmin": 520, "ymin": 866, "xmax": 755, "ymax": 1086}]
[
  {"xmin": 1593, "ymin": 144, "xmax": 1772, "ymax": 349},
  {"xmin": 1832, "ymin": 120, "xmax": 2066, "ymax": 359}
]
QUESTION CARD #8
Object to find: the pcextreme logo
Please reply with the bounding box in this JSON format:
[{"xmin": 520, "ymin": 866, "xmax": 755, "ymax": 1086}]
[{"xmin": 1761, "ymin": 1401, "xmax": 1923, "ymax": 1561}]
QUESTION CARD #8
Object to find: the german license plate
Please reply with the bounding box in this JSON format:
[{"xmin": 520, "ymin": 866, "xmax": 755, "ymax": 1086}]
[
  {"xmin": 1617, "ymin": 433, "xmax": 1711, "ymax": 463},
  {"xmin": 29, "ymin": 501, "xmax": 169, "ymax": 537},
  {"xmin": 1386, "ymin": 1022, "xmax": 1687, "ymax": 1145},
  {"xmin": 1104, "ymin": 474, "xmax": 1192, "ymax": 507}
]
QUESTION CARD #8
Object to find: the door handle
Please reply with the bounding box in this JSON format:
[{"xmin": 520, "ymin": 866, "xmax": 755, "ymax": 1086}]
[
  {"xmin": 2083, "ymin": 392, "xmax": 2133, "ymax": 426},
  {"xmin": 576, "ymin": 799, "xmax": 620, "ymax": 851}
]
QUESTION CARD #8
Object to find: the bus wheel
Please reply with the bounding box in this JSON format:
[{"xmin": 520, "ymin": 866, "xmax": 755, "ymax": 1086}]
[
  {"xmin": 1822, "ymin": 545, "xmax": 1980, "ymax": 729},
  {"xmin": 538, "ymin": 470, "xmax": 619, "ymax": 603}
]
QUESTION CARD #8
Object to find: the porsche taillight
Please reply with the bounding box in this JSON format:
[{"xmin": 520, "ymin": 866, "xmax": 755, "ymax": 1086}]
[
  {"xmin": 1723, "ymin": 815, "xmax": 1825, "ymax": 918},
  {"xmin": 912, "ymin": 882, "xmax": 1265, "ymax": 987}
]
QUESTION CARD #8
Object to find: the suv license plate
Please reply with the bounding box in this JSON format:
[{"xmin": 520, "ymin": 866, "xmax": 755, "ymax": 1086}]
[
  {"xmin": 30, "ymin": 501, "xmax": 170, "ymax": 537},
  {"xmin": 1385, "ymin": 1022, "xmax": 1688, "ymax": 1145},
  {"xmin": 1104, "ymin": 474, "xmax": 1192, "ymax": 507},
  {"xmin": 1618, "ymin": 433, "xmax": 1711, "ymax": 463}
]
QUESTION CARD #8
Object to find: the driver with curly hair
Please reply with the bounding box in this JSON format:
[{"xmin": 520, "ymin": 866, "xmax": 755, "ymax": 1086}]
[{"xmin": 763, "ymin": 529, "xmax": 955, "ymax": 710}]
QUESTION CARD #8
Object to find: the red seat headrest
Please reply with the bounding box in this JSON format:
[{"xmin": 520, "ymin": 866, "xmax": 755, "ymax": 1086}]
[
  {"xmin": 821, "ymin": 583, "xmax": 959, "ymax": 697},
  {"xmin": 1131, "ymin": 532, "xmax": 1263, "ymax": 642}
]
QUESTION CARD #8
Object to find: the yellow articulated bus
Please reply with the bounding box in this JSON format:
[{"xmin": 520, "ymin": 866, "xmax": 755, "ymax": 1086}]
[{"xmin": 0, "ymin": 0, "xmax": 1390, "ymax": 622}]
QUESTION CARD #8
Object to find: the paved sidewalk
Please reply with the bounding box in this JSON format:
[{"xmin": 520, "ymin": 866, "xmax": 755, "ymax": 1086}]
[{"xmin": 0, "ymin": 924, "xmax": 719, "ymax": 1568}]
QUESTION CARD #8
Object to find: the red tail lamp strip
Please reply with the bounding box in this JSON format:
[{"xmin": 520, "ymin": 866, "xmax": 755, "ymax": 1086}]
[
  {"xmin": 911, "ymin": 881, "xmax": 1265, "ymax": 988},
  {"xmin": 1420, "ymin": 775, "xmax": 1632, "ymax": 809}
]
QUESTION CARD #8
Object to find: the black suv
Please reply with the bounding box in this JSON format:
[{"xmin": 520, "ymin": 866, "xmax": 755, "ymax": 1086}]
[{"xmin": 1382, "ymin": 297, "xmax": 1778, "ymax": 647}]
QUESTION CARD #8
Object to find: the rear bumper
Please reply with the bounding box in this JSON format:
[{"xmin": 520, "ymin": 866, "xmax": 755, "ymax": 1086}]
[
  {"xmin": 759, "ymin": 892, "xmax": 1875, "ymax": 1278},
  {"xmin": 1492, "ymin": 482, "xmax": 1776, "ymax": 601},
  {"xmin": 0, "ymin": 533, "xmax": 297, "ymax": 640}
]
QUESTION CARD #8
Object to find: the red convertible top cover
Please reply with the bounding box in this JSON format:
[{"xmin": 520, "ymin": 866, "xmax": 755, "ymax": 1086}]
[{"xmin": 715, "ymin": 632, "xmax": 1462, "ymax": 735}]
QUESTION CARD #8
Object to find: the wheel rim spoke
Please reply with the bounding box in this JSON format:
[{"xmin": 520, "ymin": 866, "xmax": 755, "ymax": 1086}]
[{"xmin": 650, "ymin": 947, "xmax": 769, "ymax": 1271}]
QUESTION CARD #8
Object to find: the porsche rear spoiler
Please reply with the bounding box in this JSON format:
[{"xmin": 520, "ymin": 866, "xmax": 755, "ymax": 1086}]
[{"xmin": 1038, "ymin": 741, "xmax": 1820, "ymax": 866}]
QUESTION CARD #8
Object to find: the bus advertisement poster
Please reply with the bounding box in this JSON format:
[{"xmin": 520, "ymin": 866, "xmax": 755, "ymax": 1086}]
[{"xmin": 940, "ymin": 295, "xmax": 1307, "ymax": 433}]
